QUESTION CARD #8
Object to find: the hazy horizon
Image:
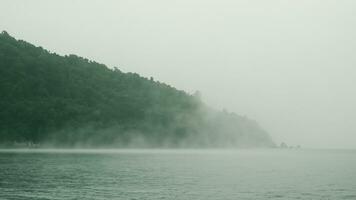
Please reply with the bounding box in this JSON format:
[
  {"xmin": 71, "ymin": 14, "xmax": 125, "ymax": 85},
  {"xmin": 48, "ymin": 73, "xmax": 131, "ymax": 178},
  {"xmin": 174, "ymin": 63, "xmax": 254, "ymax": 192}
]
[{"xmin": 1, "ymin": 0, "xmax": 355, "ymax": 149}]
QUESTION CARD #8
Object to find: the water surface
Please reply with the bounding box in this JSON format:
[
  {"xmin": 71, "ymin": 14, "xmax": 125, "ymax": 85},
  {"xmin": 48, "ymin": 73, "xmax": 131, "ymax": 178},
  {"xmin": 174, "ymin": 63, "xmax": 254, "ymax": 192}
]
[{"xmin": 0, "ymin": 149, "xmax": 355, "ymax": 200}]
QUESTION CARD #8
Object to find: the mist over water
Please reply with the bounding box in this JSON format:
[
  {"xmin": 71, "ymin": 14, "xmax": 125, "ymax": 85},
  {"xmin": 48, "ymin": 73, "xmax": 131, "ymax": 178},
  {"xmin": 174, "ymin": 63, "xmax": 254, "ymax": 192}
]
[
  {"xmin": 1, "ymin": 0, "xmax": 356, "ymax": 199},
  {"xmin": 1, "ymin": 149, "xmax": 356, "ymax": 200}
]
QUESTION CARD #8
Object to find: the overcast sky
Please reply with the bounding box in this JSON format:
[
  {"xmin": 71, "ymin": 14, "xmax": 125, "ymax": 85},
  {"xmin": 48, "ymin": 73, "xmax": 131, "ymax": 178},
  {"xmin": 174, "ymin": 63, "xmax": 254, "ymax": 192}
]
[{"xmin": 1, "ymin": 0, "xmax": 356, "ymax": 148}]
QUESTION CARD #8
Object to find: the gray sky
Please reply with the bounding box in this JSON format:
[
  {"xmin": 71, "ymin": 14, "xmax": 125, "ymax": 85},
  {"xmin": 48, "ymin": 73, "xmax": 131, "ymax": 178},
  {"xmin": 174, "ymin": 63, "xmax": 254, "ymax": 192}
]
[{"xmin": 1, "ymin": 0, "xmax": 356, "ymax": 148}]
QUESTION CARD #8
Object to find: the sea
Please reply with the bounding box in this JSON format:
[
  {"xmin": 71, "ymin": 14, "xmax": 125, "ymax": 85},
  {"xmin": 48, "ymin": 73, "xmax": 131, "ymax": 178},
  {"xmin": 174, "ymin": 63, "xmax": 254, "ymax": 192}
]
[{"xmin": 0, "ymin": 149, "xmax": 355, "ymax": 200}]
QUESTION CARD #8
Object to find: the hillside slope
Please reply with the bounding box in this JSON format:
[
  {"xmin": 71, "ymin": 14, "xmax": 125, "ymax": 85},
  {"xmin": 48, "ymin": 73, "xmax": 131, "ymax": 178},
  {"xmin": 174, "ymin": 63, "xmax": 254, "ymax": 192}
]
[{"xmin": 0, "ymin": 31, "xmax": 275, "ymax": 148}]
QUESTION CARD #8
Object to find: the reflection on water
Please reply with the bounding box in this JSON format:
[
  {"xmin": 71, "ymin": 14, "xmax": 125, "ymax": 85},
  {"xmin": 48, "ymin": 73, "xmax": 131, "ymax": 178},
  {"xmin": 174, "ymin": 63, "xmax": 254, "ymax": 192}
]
[{"xmin": 0, "ymin": 149, "xmax": 356, "ymax": 200}]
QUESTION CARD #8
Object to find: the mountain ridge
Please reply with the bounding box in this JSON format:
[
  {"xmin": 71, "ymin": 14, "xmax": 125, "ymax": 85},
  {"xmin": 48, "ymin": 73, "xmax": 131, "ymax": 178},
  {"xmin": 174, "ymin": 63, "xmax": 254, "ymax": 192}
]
[{"xmin": 0, "ymin": 31, "xmax": 275, "ymax": 148}]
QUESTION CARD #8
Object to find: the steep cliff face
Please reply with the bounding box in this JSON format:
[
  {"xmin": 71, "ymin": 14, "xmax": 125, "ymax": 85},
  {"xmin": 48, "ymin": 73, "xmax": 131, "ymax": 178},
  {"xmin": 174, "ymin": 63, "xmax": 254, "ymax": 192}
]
[{"xmin": 0, "ymin": 31, "xmax": 275, "ymax": 148}]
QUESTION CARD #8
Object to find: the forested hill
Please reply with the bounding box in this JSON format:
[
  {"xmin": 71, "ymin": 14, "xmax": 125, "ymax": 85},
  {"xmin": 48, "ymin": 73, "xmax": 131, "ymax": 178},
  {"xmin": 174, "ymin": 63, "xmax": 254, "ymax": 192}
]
[{"xmin": 0, "ymin": 31, "xmax": 275, "ymax": 148}]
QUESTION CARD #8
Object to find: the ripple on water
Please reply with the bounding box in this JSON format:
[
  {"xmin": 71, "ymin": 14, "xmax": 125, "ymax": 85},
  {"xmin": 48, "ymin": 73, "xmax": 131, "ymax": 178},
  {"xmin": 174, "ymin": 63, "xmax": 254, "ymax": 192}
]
[{"xmin": 0, "ymin": 149, "xmax": 356, "ymax": 200}]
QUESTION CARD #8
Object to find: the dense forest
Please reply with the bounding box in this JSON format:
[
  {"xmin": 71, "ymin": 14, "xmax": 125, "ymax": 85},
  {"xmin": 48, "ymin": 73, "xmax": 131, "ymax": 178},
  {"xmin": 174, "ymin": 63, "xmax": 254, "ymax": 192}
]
[{"xmin": 0, "ymin": 31, "xmax": 275, "ymax": 148}]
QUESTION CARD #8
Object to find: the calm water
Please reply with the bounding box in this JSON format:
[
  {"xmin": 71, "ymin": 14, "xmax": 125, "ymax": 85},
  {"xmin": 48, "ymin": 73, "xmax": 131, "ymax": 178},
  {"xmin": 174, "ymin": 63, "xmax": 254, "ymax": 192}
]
[{"xmin": 0, "ymin": 149, "xmax": 356, "ymax": 200}]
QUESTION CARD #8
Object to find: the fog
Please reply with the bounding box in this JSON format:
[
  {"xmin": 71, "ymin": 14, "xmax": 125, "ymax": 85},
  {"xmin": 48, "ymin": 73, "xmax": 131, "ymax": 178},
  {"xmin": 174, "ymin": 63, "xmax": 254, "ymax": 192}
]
[{"xmin": 1, "ymin": 0, "xmax": 355, "ymax": 149}]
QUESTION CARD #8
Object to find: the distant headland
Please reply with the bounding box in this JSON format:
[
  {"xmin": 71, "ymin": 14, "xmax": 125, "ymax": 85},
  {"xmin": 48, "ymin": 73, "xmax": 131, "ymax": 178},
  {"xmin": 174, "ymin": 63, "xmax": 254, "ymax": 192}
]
[{"xmin": 0, "ymin": 31, "xmax": 275, "ymax": 148}]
